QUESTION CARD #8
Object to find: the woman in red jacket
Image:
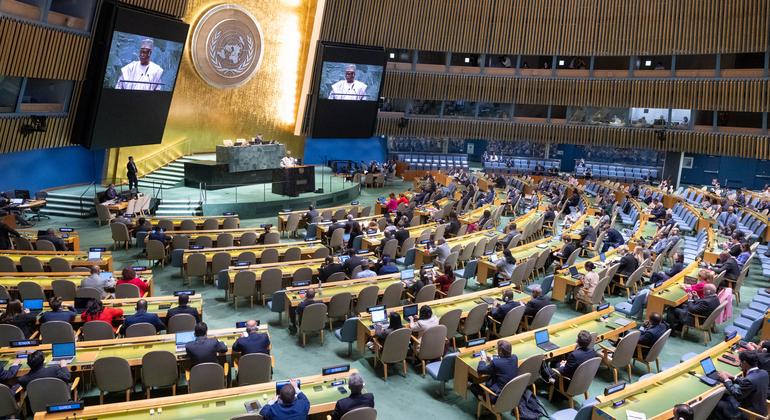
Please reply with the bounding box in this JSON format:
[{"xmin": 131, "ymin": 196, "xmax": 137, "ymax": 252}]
[
  {"xmin": 116, "ymin": 267, "xmax": 150, "ymax": 296},
  {"xmin": 81, "ymin": 299, "xmax": 123, "ymax": 331}
]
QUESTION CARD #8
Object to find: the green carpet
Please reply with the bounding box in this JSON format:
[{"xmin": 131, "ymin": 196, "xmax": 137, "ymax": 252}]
[{"xmin": 27, "ymin": 180, "xmax": 767, "ymax": 419}]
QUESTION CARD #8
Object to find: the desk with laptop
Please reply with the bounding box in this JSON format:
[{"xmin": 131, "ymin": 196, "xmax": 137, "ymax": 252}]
[
  {"xmin": 453, "ymin": 306, "xmax": 636, "ymax": 398},
  {"xmin": 0, "ymin": 248, "xmax": 113, "ymax": 271}
]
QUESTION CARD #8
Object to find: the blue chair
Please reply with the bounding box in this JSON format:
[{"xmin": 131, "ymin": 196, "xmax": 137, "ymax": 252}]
[
  {"xmin": 396, "ymin": 248, "xmax": 415, "ymax": 267},
  {"xmin": 550, "ymin": 397, "xmax": 597, "ymax": 420},
  {"xmin": 527, "ymin": 274, "xmax": 553, "ymax": 295},
  {"xmin": 267, "ymin": 290, "xmax": 286, "ymax": 324},
  {"xmin": 426, "ymin": 352, "xmax": 457, "ymax": 397},
  {"xmin": 304, "ymin": 223, "xmax": 317, "ymax": 241},
  {"xmin": 725, "ymin": 316, "xmax": 763, "ymax": 342},
  {"xmin": 170, "ymin": 249, "xmax": 185, "ymax": 267},
  {"xmin": 454, "ymin": 259, "xmax": 477, "ymax": 283},
  {"xmin": 334, "ymin": 317, "xmax": 359, "ymax": 357},
  {"xmin": 614, "ymin": 289, "xmax": 650, "ymax": 319},
  {"xmin": 350, "ymin": 235, "xmax": 363, "ymax": 251}
]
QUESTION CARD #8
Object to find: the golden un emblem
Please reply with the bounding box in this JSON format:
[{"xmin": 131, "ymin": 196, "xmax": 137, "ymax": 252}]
[{"xmin": 191, "ymin": 4, "xmax": 263, "ymax": 88}]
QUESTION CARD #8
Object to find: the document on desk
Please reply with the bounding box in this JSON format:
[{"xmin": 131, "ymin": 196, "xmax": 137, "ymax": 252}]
[{"xmin": 626, "ymin": 410, "xmax": 647, "ymax": 420}]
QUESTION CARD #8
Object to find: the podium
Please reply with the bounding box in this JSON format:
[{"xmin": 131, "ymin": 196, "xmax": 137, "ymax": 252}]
[{"xmin": 272, "ymin": 165, "xmax": 315, "ymax": 197}]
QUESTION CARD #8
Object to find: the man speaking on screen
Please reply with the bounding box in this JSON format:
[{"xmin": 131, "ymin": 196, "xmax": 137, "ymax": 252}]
[
  {"xmin": 328, "ymin": 64, "xmax": 367, "ymax": 100},
  {"xmin": 115, "ymin": 39, "xmax": 164, "ymax": 91}
]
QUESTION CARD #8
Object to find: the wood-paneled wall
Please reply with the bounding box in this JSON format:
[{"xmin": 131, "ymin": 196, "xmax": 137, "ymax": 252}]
[
  {"xmin": 119, "ymin": 0, "xmax": 188, "ymax": 18},
  {"xmin": 383, "ymin": 72, "xmax": 770, "ymax": 112},
  {"xmin": 321, "ymin": 0, "xmax": 769, "ymax": 55},
  {"xmin": 377, "ymin": 115, "xmax": 770, "ymax": 159}
]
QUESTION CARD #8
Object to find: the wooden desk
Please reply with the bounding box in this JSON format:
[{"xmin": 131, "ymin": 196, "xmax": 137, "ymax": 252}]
[
  {"xmin": 361, "ymin": 223, "xmax": 437, "ymax": 250},
  {"xmin": 458, "ymin": 204, "xmax": 495, "ymax": 225},
  {"xmin": 103, "ymin": 199, "xmax": 128, "ymax": 213},
  {"xmin": 645, "ymin": 261, "xmax": 701, "ymax": 317},
  {"xmin": 0, "ymin": 271, "xmax": 153, "ymax": 297},
  {"xmin": 355, "ymin": 286, "xmax": 530, "ymax": 353},
  {"xmin": 286, "ymin": 273, "xmax": 404, "ymax": 310},
  {"xmin": 169, "ymin": 227, "xmax": 267, "ymax": 247},
  {"xmin": 592, "ymin": 336, "xmax": 740, "ymax": 419},
  {"xmin": 34, "ymin": 369, "xmax": 354, "ymax": 420},
  {"xmin": 316, "ymin": 215, "xmax": 380, "ymax": 236},
  {"xmin": 0, "ymin": 250, "xmax": 113, "ymax": 271},
  {"xmin": 182, "ymin": 241, "xmax": 325, "ymax": 266},
  {"xmin": 278, "ymin": 204, "xmax": 362, "ymax": 232},
  {"xmin": 552, "ymin": 246, "xmax": 621, "ymax": 302},
  {"xmin": 17, "ymin": 229, "xmax": 80, "ymax": 251},
  {"xmin": 454, "ymin": 307, "xmax": 635, "ymax": 398},
  {"xmin": 17, "ymin": 199, "xmax": 46, "ymax": 210},
  {"xmin": 415, "ymin": 230, "xmax": 502, "ymax": 269},
  {"xmin": 147, "ymin": 215, "xmax": 239, "ymax": 230}
]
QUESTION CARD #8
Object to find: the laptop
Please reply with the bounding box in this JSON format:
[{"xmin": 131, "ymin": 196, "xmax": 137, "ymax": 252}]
[
  {"xmin": 9, "ymin": 198, "xmax": 22, "ymax": 205},
  {"xmin": 614, "ymin": 318, "xmax": 633, "ymax": 327},
  {"xmin": 24, "ymin": 298, "xmax": 43, "ymax": 314},
  {"xmin": 535, "ymin": 329, "xmax": 559, "ymax": 351},
  {"xmin": 50, "ymin": 342, "xmax": 76, "ymax": 364},
  {"xmin": 699, "ymin": 357, "xmax": 720, "ymax": 386},
  {"xmin": 87, "ymin": 251, "xmax": 102, "ymax": 261},
  {"xmin": 400, "ymin": 269, "xmax": 415, "ymax": 281},
  {"xmin": 402, "ymin": 304, "xmax": 418, "ymax": 321},
  {"xmin": 99, "ymin": 272, "xmax": 113, "ymax": 282},
  {"xmin": 568, "ymin": 266, "xmax": 581, "ymax": 279},
  {"xmin": 481, "ymin": 297, "xmax": 496, "ymax": 305},
  {"xmin": 368, "ymin": 305, "xmax": 387, "ymax": 326},
  {"xmin": 175, "ymin": 331, "xmax": 195, "ymax": 352},
  {"xmin": 488, "ymin": 254, "xmax": 499, "ymax": 263},
  {"xmin": 339, "ymin": 255, "xmax": 350, "ymax": 264},
  {"xmin": 684, "ymin": 276, "xmax": 698, "ymax": 285}
]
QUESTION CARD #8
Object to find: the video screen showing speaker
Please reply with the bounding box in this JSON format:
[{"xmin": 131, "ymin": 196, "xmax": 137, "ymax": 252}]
[
  {"xmin": 308, "ymin": 43, "xmax": 386, "ymax": 138},
  {"xmin": 103, "ymin": 31, "xmax": 184, "ymax": 92},
  {"xmin": 73, "ymin": 1, "xmax": 189, "ymax": 149}
]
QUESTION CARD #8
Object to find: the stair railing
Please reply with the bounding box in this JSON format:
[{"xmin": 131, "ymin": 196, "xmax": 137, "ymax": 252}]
[
  {"xmin": 133, "ymin": 137, "xmax": 192, "ymax": 179},
  {"xmin": 78, "ymin": 182, "xmax": 96, "ymax": 215}
]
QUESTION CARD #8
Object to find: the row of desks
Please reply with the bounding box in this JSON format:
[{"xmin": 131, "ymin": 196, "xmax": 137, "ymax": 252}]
[
  {"xmin": 147, "ymin": 215, "xmax": 239, "ymax": 230},
  {"xmin": 0, "ymin": 250, "xmax": 113, "ymax": 272},
  {"xmin": 17, "ymin": 230, "xmax": 80, "ymax": 252},
  {"xmin": 0, "ymin": 270, "xmax": 153, "ymax": 296},
  {"xmin": 182, "ymin": 241, "xmax": 327, "ymax": 266},
  {"xmin": 414, "ymin": 229, "xmax": 502, "ymax": 269}
]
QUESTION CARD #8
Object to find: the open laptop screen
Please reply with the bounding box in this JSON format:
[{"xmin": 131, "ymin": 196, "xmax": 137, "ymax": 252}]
[
  {"xmin": 52, "ymin": 342, "xmax": 76, "ymax": 359},
  {"xmin": 368, "ymin": 306, "xmax": 386, "ymax": 323},
  {"xmin": 535, "ymin": 329, "xmax": 549, "ymax": 345}
]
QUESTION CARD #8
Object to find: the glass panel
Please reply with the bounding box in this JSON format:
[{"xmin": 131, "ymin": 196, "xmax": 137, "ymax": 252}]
[
  {"xmin": 477, "ymin": 103, "xmax": 511, "ymax": 119},
  {"xmin": 388, "ymin": 137, "xmax": 444, "ymax": 153},
  {"xmin": 0, "ymin": 0, "xmax": 43, "ymax": 21},
  {"xmin": 48, "ymin": 0, "xmax": 96, "ymax": 31},
  {"xmin": 410, "ymin": 100, "xmax": 442, "ymax": 116},
  {"xmin": 588, "ymin": 108, "xmax": 627, "ymax": 127},
  {"xmin": 416, "ymin": 51, "xmax": 445, "ymax": 65},
  {"xmin": 20, "ymin": 78, "xmax": 73, "ymax": 113},
  {"xmin": 670, "ymin": 109, "xmax": 692, "ymax": 129},
  {"xmin": 386, "ymin": 49, "xmax": 412, "ymax": 63},
  {"xmin": 450, "ymin": 53, "xmax": 480, "ymax": 67},
  {"xmin": 486, "ymin": 140, "xmax": 548, "ymax": 158},
  {"xmin": 630, "ymin": 107, "xmax": 667, "ymax": 128},
  {"xmin": 0, "ymin": 76, "xmax": 22, "ymax": 113},
  {"xmin": 580, "ymin": 145, "xmax": 664, "ymax": 167},
  {"xmin": 379, "ymin": 98, "xmax": 409, "ymax": 113},
  {"xmin": 444, "ymin": 100, "xmax": 476, "ymax": 117},
  {"xmin": 567, "ymin": 107, "xmax": 588, "ymax": 124}
]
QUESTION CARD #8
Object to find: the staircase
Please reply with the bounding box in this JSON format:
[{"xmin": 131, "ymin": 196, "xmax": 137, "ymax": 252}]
[
  {"xmin": 156, "ymin": 199, "xmax": 202, "ymax": 216},
  {"xmin": 137, "ymin": 158, "xmax": 193, "ymax": 190},
  {"xmin": 40, "ymin": 191, "xmax": 94, "ymax": 218}
]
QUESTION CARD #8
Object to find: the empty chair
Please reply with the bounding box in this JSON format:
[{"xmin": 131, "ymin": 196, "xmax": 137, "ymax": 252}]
[
  {"xmin": 51, "ymin": 280, "xmax": 76, "ymax": 300},
  {"xmin": 283, "ymin": 247, "xmax": 302, "ymax": 262},
  {"xmin": 110, "ymin": 222, "xmax": 132, "ymax": 249},
  {"xmin": 216, "ymin": 233, "xmax": 234, "ymax": 248},
  {"xmin": 600, "ymin": 330, "xmax": 640, "ymax": 382},
  {"xmin": 327, "ymin": 292, "xmax": 352, "ymax": 330},
  {"xmin": 240, "ymin": 232, "xmax": 258, "ymax": 246},
  {"xmin": 116, "ymin": 283, "xmax": 141, "ymax": 298},
  {"xmin": 340, "ymin": 407, "xmax": 377, "ymax": 420},
  {"xmin": 549, "ymin": 357, "xmax": 602, "ymax": 409},
  {"xmin": 518, "ymin": 354, "xmax": 546, "ymax": 394},
  {"xmin": 172, "ymin": 235, "xmax": 191, "ymax": 251},
  {"xmin": 260, "ymin": 248, "xmax": 279, "ymax": 264},
  {"xmin": 95, "ymin": 204, "xmax": 114, "ymax": 226},
  {"xmin": 202, "ymin": 218, "xmax": 220, "ymax": 230},
  {"xmin": 312, "ymin": 247, "xmax": 330, "ymax": 259},
  {"xmin": 17, "ymin": 281, "xmax": 44, "ymax": 300},
  {"xmin": 48, "ymin": 257, "xmax": 72, "ymax": 272},
  {"xmin": 236, "ymin": 353, "xmax": 272, "ymax": 386},
  {"xmin": 223, "ymin": 217, "xmax": 239, "ymax": 229},
  {"xmin": 284, "ymin": 214, "xmax": 302, "ymax": 238},
  {"xmin": 0, "ymin": 325, "xmax": 23, "ymax": 347},
  {"xmin": 439, "ymin": 308, "xmax": 462, "ymax": 350},
  {"xmin": 0, "ymin": 384, "xmax": 19, "ymax": 418},
  {"xmin": 262, "ymin": 232, "xmax": 280, "ymax": 245},
  {"xmin": 260, "ymin": 268, "xmax": 283, "ymax": 305},
  {"xmin": 372, "ymin": 327, "xmax": 411, "ymax": 380},
  {"xmin": 298, "ymin": 302, "xmax": 327, "ymax": 346},
  {"xmin": 188, "ymin": 362, "xmax": 226, "ymax": 393},
  {"xmin": 141, "ymin": 350, "xmax": 179, "ymax": 398},
  {"xmin": 0, "ymin": 256, "xmax": 16, "ymax": 272},
  {"xmin": 426, "ymin": 352, "xmax": 457, "ymax": 396},
  {"xmin": 81, "ymin": 320, "xmax": 115, "ymax": 341},
  {"xmin": 476, "ymin": 373, "xmax": 530, "ymax": 420},
  {"xmin": 692, "ymin": 387, "xmax": 726, "ymax": 420},
  {"xmin": 334, "ymin": 317, "xmax": 360, "ymax": 357},
  {"xmin": 232, "ymin": 270, "xmax": 257, "ymax": 309},
  {"xmin": 524, "ymin": 304, "xmax": 556, "ymax": 331},
  {"xmin": 355, "ymin": 285, "xmax": 380, "ymax": 314},
  {"xmin": 292, "ymin": 267, "xmax": 313, "ymax": 283},
  {"xmin": 26, "ymin": 377, "xmax": 79, "ymax": 414},
  {"xmin": 412, "ymin": 324, "xmax": 447, "ymax": 376},
  {"xmin": 146, "ymin": 240, "xmax": 167, "ymax": 267},
  {"xmin": 185, "ymin": 253, "xmax": 208, "ymax": 286},
  {"xmin": 330, "ymin": 228, "xmax": 345, "ymax": 252},
  {"xmin": 179, "ymin": 220, "xmax": 197, "ymax": 231},
  {"xmin": 76, "ymin": 287, "xmax": 102, "ymax": 300},
  {"xmin": 168, "ymin": 314, "xmax": 197, "ymax": 333},
  {"xmin": 413, "ymin": 284, "xmax": 437, "ymax": 304},
  {"xmin": 20, "ymin": 256, "xmax": 43, "ymax": 272},
  {"xmin": 459, "ymin": 303, "xmax": 487, "ymax": 342},
  {"xmin": 93, "ymin": 356, "xmax": 133, "ymax": 404},
  {"xmin": 126, "ymin": 322, "xmax": 158, "ymax": 338},
  {"xmin": 381, "ymin": 282, "xmax": 404, "ymax": 308},
  {"xmin": 195, "ymin": 236, "xmax": 213, "ymax": 248},
  {"xmin": 40, "ymin": 321, "xmax": 76, "ymax": 344}
]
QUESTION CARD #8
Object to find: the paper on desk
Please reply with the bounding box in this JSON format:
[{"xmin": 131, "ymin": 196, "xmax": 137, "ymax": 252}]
[{"xmin": 626, "ymin": 410, "xmax": 647, "ymax": 420}]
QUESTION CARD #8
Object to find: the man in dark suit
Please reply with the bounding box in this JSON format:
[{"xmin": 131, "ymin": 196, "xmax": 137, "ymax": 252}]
[
  {"xmin": 318, "ymin": 256, "xmax": 344, "ymax": 282},
  {"xmin": 166, "ymin": 294, "xmax": 201, "ymax": 324},
  {"xmin": 304, "ymin": 205, "xmax": 318, "ymax": 224},
  {"xmin": 0, "ymin": 220, "xmax": 20, "ymax": 250},
  {"xmin": 289, "ymin": 289, "xmax": 317, "ymax": 334},
  {"xmin": 326, "ymin": 218, "xmax": 347, "ymax": 240},
  {"xmin": 489, "ymin": 289, "xmax": 522, "ymax": 324},
  {"xmin": 185, "ymin": 322, "xmax": 227, "ymax": 367},
  {"xmin": 232, "ymin": 320, "xmax": 270, "ymax": 355},
  {"xmin": 616, "ymin": 246, "xmax": 639, "ymax": 276},
  {"xmin": 257, "ymin": 225, "xmax": 273, "ymax": 244},
  {"xmin": 524, "ymin": 284, "xmax": 551, "ymax": 320},
  {"xmin": 17, "ymin": 350, "xmax": 71, "ymax": 389},
  {"xmin": 127, "ymin": 156, "xmax": 139, "ymax": 191},
  {"xmin": 345, "ymin": 215, "xmax": 361, "ymax": 235},
  {"xmin": 550, "ymin": 236, "xmax": 576, "ymax": 267},
  {"xmin": 260, "ymin": 379, "xmax": 310, "ymax": 420},
  {"xmin": 649, "ymin": 200, "xmax": 666, "ymax": 220},
  {"xmin": 714, "ymin": 351, "xmax": 769, "ymax": 419},
  {"xmin": 124, "ymin": 299, "xmax": 166, "ymax": 333},
  {"xmin": 342, "ymin": 249, "xmax": 363, "ymax": 276},
  {"xmin": 471, "ymin": 340, "xmax": 518, "ymax": 402},
  {"xmin": 650, "ymin": 253, "xmax": 685, "ymax": 285},
  {"xmin": 446, "ymin": 211, "xmax": 461, "ymax": 237},
  {"xmin": 39, "ymin": 297, "xmax": 76, "ymax": 324},
  {"xmin": 666, "ymin": 283, "xmax": 720, "ymax": 334},
  {"xmin": 330, "ymin": 373, "xmax": 374, "ymax": 420},
  {"xmin": 601, "ymin": 227, "xmax": 625, "ymax": 252},
  {"xmin": 556, "ymin": 330, "xmax": 598, "ymax": 382},
  {"xmin": 578, "ymin": 220, "xmax": 597, "ymax": 249},
  {"xmin": 713, "ymin": 252, "xmax": 740, "ymax": 282},
  {"xmin": 38, "ymin": 228, "xmax": 67, "ymax": 251},
  {"xmin": 637, "ymin": 312, "xmax": 668, "ymax": 357},
  {"xmin": 394, "ymin": 224, "xmax": 410, "ymax": 247}
]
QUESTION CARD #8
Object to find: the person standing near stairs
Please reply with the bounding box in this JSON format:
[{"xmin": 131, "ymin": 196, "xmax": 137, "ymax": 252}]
[{"xmin": 127, "ymin": 156, "xmax": 139, "ymax": 192}]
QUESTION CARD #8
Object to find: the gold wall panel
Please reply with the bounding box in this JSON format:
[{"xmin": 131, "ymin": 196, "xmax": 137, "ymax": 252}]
[
  {"xmin": 119, "ymin": 0, "xmax": 189, "ymax": 17},
  {"xmin": 377, "ymin": 115, "xmax": 770, "ymax": 160},
  {"xmin": 321, "ymin": 0, "xmax": 769, "ymax": 56},
  {"xmin": 107, "ymin": 0, "xmax": 319, "ymax": 181},
  {"xmin": 382, "ymin": 72, "xmax": 770, "ymax": 112}
]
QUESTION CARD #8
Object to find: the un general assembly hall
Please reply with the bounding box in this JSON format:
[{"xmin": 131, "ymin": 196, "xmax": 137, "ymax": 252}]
[{"xmin": 2, "ymin": 0, "xmax": 770, "ymax": 419}]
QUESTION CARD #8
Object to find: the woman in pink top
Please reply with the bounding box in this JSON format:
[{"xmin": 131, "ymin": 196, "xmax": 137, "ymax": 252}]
[
  {"xmin": 682, "ymin": 268, "xmax": 713, "ymax": 299},
  {"xmin": 116, "ymin": 267, "xmax": 150, "ymax": 296},
  {"xmin": 385, "ymin": 193, "xmax": 399, "ymax": 212}
]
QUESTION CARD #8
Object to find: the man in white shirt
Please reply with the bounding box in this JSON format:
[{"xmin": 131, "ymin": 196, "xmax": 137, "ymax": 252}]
[
  {"xmin": 355, "ymin": 260, "xmax": 377, "ymax": 279},
  {"xmin": 80, "ymin": 265, "xmax": 116, "ymax": 299},
  {"xmin": 280, "ymin": 151, "xmax": 297, "ymax": 168},
  {"xmin": 328, "ymin": 64, "xmax": 368, "ymax": 100},
  {"xmin": 115, "ymin": 39, "xmax": 164, "ymax": 91}
]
